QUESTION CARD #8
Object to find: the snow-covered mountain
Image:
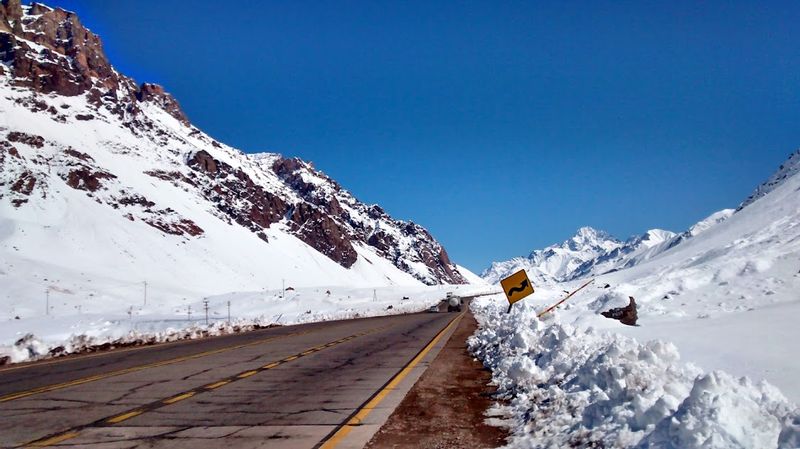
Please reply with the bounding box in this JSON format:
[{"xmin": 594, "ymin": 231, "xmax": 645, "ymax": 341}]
[
  {"xmin": 481, "ymin": 226, "xmax": 685, "ymax": 285},
  {"xmin": 481, "ymin": 227, "xmax": 623, "ymax": 285},
  {"xmin": 0, "ymin": 0, "xmax": 469, "ymax": 309}
]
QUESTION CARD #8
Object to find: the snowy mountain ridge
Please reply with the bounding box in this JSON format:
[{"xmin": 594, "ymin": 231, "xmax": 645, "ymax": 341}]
[
  {"xmin": 480, "ymin": 226, "xmax": 623, "ymax": 285},
  {"xmin": 481, "ymin": 226, "xmax": 685, "ymax": 285},
  {"xmin": 738, "ymin": 148, "xmax": 800, "ymax": 211}
]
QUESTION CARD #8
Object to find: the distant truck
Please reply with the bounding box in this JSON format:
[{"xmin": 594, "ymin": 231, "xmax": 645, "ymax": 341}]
[{"xmin": 447, "ymin": 295, "xmax": 462, "ymax": 312}]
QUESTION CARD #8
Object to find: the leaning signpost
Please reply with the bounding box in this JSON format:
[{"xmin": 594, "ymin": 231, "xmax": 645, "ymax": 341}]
[
  {"xmin": 500, "ymin": 269, "xmax": 535, "ymax": 313},
  {"xmin": 536, "ymin": 278, "xmax": 595, "ymax": 318}
]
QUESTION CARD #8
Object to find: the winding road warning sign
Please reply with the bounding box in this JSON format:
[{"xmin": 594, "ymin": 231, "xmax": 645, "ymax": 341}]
[{"xmin": 500, "ymin": 269, "xmax": 534, "ymax": 311}]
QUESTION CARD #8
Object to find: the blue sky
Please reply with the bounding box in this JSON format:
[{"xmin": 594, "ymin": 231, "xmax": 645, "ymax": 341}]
[{"xmin": 44, "ymin": 1, "xmax": 800, "ymax": 273}]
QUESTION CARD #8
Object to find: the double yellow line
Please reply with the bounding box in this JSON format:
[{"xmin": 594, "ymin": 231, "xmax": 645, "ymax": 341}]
[
  {"xmin": 19, "ymin": 326, "xmax": 389, "ymax": 448},
  {"xmin": 0, "ymin": 329, "xmax": 311, "ymax": 403}
]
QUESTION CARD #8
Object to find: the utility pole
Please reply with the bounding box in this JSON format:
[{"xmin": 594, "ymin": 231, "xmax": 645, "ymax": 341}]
[
  {"xmin": 227, "ymin": 300, "xmax": 231, "ymax": 324},
  {"xmin": 143, "ymin": 281, "xmax": 147, "ymax": 307},
  {"xmin": 203, "ymin": 299, "xmax": 209, "ymax": 325},
  {"xmin": 373, "ymin": 289, "xmax": 377, "ymax": 302}
]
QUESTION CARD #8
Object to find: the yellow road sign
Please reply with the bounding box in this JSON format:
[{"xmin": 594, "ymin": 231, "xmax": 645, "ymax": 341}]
[{"xmin": 500, "ymin": 269, "xmax": 534, "ymax": 305}]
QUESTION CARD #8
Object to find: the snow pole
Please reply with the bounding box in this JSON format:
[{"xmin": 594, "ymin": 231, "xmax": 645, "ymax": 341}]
[{"xmin": 536, "ymin": 279, "xmax": 595, "ymax": 318}]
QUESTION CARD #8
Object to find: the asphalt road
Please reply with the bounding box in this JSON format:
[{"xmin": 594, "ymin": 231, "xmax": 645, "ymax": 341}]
[{"xmin": 0, "ymin": 307, "xmax": 464, "ymax": 449}]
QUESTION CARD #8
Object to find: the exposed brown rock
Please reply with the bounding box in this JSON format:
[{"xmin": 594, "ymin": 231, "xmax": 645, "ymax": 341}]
[
  {"xmin": 289, "ymin": 202, "xmax": 358, "ymax": 268},
  {"xmin": 188, "ymin": 150, "xmax": 218, "ymax": 174},
  {"xmin": 144, "ymin": 169, "xmax": 197, "ymax": 187},
  {"xmin": 64, "ymin": 168, "xmax": 116, "ymax": 192},
  {"xmin": 7, "ymin": 131, "xmax": 44, "ymax": 148},
  {"xmin": 117, "ymin": 194, "xmax": 156, "ymax": 208},
  {"xmin": 136, "ymin": 83, "xmax": 189, "ymax": 124},
  {"xmin": 601, "ymin": 296, "xmax": 638, "ymax": 326},
  {"xmin": 0, "ymin": 141, "xmax": 21, "ymax": 162},
  {"xmin": 10, "ymin": 170, "xmax": 35, "ymax": 196},
  {"xmin": 62, "ymin": 147, "xmax": 93, "ymax": 161},
  {"xmin": 143, "ymin": 216, "xmax": 203, "ymax": 237}
]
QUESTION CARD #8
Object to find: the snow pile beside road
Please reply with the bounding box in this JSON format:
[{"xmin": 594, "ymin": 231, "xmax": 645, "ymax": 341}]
[
  {"xmin": 1, "ymin": 284, "xmax": 486, "ymax": 364},
  {"xmin": 469, "ymin": 296, "xmax": 800, "ymax": 449}
]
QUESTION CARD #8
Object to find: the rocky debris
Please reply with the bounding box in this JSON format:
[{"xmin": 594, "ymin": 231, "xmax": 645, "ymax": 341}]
[
  {"xmin": 601, "ymin": 296, "xmax": 638, "ymax": 326},
  {"xmin": 7, "ymin": 131, "xmax": 44, "ymax": 148}
]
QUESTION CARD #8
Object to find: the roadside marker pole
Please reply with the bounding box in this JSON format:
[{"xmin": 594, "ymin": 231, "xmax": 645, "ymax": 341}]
[{"xmin": 536, "ymin": 278, "xmax": 595, "ymax": 318}]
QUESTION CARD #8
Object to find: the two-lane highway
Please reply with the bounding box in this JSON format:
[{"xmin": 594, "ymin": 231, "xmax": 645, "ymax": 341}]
[{"xmin": 0, "ymin": 308, "xmax": 463, "ymax": 448}]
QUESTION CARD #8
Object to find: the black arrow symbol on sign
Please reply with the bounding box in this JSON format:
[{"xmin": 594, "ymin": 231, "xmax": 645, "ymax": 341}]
[{"xmin": 507, "ymin": 279, "xmax": 529, "ymax": 296}]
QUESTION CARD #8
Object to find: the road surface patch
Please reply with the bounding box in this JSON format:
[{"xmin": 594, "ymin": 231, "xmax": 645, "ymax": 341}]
[
  {"xmin": 316, "ymin": 312, "xmax": 464, "ymax": 449},
  {"xmin": 17, "ymin": 324, "xmax": 393, "ymax": 448},
  {"xmin": 0, "ymin": 329, "xmax": 315, "ymax": 404}
]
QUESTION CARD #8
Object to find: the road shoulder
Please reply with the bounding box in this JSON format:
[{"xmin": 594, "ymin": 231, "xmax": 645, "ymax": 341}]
[{"xmin": 365, "ymin": 311, "xmax": 507, "ymax": 449}]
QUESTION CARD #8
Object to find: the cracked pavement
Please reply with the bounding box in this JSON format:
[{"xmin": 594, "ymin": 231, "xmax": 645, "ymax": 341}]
[{"xmin": 0, "ymin": 310, "xmax": 460, "ymax": 448}]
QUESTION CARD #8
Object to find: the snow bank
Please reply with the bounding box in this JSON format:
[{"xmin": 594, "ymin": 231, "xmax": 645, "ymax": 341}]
[
  {"xmin": 0, "ymin": 284, "xmax": 486, "ymax": 365},
  {"xmin": 469, "ymin": 296, "xmax": 799, "ymax": 449}
]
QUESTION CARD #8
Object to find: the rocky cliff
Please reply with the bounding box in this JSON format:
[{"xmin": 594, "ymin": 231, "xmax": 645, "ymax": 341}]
[{"xmin": 0, "ymin": 1, "xmax": 466, "ymax": 286}]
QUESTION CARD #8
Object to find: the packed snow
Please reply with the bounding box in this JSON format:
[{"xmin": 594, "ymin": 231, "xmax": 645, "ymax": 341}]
[
  {"xmin": 473, "ymin": 151, "xmax": 800, "ymax": 448},
  {"xmin": 469, "ymin": 297, "xmax": 799, "ymax": 449}
]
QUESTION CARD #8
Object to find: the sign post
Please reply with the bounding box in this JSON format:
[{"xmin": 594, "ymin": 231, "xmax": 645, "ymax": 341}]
[{"xmin": 500, "ymin": 269, "xmax": 535, "ymax": 313}]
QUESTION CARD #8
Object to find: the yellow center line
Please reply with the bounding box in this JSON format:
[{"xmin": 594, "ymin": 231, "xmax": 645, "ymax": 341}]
[
  {"xmin": 106, "ymin": 410, "xmax": 143, "ymax": 424},
  {"xmin": 163, "ymin": 391, "xmax": 196, "ymax": 404},
  {"xmin": 0, "ymin": 330, "xmax": 309, "ymax": 403},
  {"xmin": 204, "ymin": 380, "xmax": 230, "ymax": 390},
  {"xmin": 319, "ymin": 313, "xmax": 464, "ymax": 449},
  {"xmin": 23, "ymin": 431, "xmax": 80, "ymax": 448},
  {"xmin": 20, "ymin": 323, "xmax": 394, "ymax": 448}
]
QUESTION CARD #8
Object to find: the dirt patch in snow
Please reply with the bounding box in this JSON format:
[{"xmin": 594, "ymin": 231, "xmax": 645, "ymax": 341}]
[{"xmin": 366, "ymin": 312, "xmax": 507, "ymax": 449}]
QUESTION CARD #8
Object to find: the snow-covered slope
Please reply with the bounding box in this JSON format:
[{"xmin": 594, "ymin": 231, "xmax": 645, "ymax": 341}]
[
  {"xmin": 0, "ymin": 0, "xmax": 468, "ymax": 317},
  {"xmin": 470, "ymin": 151, "xmax": 800, "ymax": 448},
  {"xmin": 738, "ymin": 149, "xmax": 800, "ymax": 211}
]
